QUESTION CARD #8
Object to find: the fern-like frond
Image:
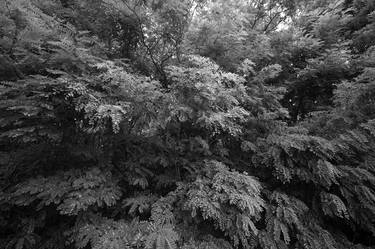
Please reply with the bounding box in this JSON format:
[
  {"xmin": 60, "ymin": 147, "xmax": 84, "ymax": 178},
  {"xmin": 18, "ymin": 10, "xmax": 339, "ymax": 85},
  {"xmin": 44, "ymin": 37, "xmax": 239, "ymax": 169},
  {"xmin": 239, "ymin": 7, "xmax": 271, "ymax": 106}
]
[{"xmin": 7, "ymin": 167, "xmax": 122, "ymax": 215}]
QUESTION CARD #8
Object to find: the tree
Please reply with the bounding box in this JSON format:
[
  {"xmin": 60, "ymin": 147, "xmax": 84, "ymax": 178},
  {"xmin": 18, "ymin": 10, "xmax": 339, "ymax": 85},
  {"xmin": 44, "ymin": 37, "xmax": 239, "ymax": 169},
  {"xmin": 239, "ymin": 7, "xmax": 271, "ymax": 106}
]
[
  {"xmin": 1, "ymin": 0, "xmax": 375, "ymax": 248},
  {"xmin": 183, "ymin": 0, "xmax": 302, "ymax": 71}
]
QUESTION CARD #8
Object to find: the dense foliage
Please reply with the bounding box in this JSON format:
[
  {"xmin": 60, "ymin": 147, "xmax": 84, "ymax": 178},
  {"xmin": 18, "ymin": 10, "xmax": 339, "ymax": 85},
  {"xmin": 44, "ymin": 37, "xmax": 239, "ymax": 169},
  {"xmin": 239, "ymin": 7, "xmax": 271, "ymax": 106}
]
[{"xmin": 1, "ymin": 0, "xmax": 375, "ymax": 248}]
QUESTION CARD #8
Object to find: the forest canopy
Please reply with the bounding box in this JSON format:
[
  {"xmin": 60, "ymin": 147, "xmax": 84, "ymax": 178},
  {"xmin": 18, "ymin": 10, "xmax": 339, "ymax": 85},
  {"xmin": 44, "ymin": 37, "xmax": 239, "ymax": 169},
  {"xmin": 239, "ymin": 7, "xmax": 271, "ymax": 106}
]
[{"xmin": 1, "ymin": 0, "xmax": 375, "ymax": 248}]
